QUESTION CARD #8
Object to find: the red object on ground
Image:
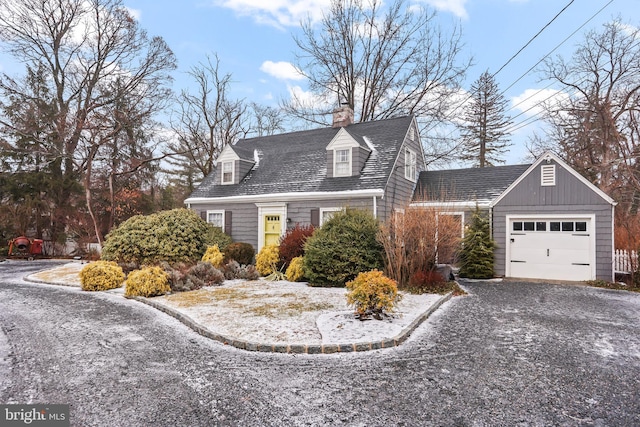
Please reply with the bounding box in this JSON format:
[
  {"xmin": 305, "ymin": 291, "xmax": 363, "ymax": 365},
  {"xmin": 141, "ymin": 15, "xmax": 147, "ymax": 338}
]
[{"xmin": 8, "ymin": 236, "xmax": 44, "ymax": 257}]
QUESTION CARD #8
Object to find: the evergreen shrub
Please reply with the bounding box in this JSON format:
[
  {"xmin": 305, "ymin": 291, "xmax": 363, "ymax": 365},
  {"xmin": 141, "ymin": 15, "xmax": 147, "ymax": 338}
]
[
  {"xmin": 256, "ymin": 244, "xmax": 280, "ymax": 276},
  {"xmin": 346, "ymin": 270, "xmax": 401, "ymax": 319},
  {"xmin": 207, "ymin": 226, "xmax": 232, "ymax": 252},
  {"xmin": 458, "ymin": 207, "xmax": 495, "ymax": 279},
  {"xmin": 202, "ymin": 245, "xmax": 224, "ymax": 268},
  {"xmin": 80, "ymin": 261, "xmax": 125, "ymax": 291},
  {"xmin": 102, "ymin": 209, "xmax": 216, "ymax": 267},
  {"xmin": 303, "ymin": 208, "xmax": 384, "ymax": 287},
  {"xmin": 285, "ymin": 256, "xmax": 305, "ymax": 282},
  {"xmin": 125, "ymin": 266, "xmax": 170, "ymax": 297},
  {"xmin": 224, "ymin": 242, "xmax": 255, "ymax": 266}
]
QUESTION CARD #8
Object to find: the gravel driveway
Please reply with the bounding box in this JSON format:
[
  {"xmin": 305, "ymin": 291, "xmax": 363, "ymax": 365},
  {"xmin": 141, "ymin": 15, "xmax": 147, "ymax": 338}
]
[{"xmin": 1, "ymin": 260, "xmax": 639, "ymax": 426}]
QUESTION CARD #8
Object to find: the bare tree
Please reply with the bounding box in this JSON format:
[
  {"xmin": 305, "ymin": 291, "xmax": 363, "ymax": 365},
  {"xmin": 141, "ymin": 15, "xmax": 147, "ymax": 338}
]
[
  {"xmin": 458, "ymin": 71, "xmax": 512, "ymax": 167},
  {"xmin": 0, "ymin": 0, "xmax": 176, "ymax": 247},
  {"xmin": 285, "ymin": 0, "xmax": 470, "ymax": 129},
  {"xmin": 169, "ymin": 55, "xmax": 249, "ymax": 181},
  {"xmin": 530, "ymin": 19, "xmax": 640, "ymax": 207}
]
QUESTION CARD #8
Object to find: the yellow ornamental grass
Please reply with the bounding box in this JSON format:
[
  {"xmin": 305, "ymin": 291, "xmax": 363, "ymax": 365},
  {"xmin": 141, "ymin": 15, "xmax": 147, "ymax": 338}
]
[
  {"xmin": 202, "ymin": 245, "xmax": 224, "ymax": 268},
  {"xmin": 125, "ymin": 266, "xmax": 170, "ymax": 297},
  {"xmin": 285, "ymin": 256, "xmax": 305, "ymax": 282},
  {"xmin": 256, "ymin": 244, "xmax": 280, "ymax": 276},
  {"xmin": 346, "ymin": 270, "xmax": 402, "ymax": 319},
  {"xmin": 80, "ymin": 261, "xmax": 125, "ymax": 291}
]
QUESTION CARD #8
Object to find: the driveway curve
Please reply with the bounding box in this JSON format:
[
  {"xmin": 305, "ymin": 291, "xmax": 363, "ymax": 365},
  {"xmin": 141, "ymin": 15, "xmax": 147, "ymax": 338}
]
[{"xmin": 1, "ymin": 260, "xmax": 639, "ymax": 426}]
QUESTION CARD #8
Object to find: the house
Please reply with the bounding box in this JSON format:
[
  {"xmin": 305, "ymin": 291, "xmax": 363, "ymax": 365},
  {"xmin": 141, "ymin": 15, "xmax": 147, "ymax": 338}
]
[
  {"xmin": 412, "ymin": 151, "xmax": 616, "ymax": 282},
  {"xmin": 185, "ymin": 106, "xmax": 425, "ymax": 251}
]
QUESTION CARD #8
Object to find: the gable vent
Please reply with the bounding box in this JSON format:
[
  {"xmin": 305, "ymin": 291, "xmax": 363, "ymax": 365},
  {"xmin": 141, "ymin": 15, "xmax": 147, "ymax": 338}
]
[{"xmin": 541, "ymin": 164, "xmax": 556, "ymax": 186}]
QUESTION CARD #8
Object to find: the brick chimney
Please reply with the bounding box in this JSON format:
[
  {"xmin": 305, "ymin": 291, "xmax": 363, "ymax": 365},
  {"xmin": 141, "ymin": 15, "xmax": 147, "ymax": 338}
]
[{"xmin": 332, "ymin": 103, "xmax": 354, "ymax": 128}]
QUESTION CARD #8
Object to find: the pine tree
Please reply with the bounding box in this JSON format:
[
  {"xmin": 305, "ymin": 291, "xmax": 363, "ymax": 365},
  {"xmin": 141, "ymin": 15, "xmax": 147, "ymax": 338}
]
[
  {"xmin": 459, "ymin": 71, "xmax": 513, "ymax": 167},
  {"xmin": 458, "ymin": 207, "xmax": 495, "ymax": 279}
]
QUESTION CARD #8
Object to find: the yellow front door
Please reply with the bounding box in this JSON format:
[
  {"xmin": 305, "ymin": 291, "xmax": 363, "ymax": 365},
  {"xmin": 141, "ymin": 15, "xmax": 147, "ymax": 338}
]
[{"xmin": 264, "ymin": 215, "xmax": 281, "ymax": 246}]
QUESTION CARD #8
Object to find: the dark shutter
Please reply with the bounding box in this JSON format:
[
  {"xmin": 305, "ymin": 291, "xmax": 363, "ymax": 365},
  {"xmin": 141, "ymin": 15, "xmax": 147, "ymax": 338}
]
[
  {"xmin": 224, "ymin": 211, "xmax": 232, "ymax": 235},
  {"xmin": 200, "ymin": 211, "xmax": 206, "ymax": 221},
  {"xmin": 310, "ymin": 208, "xmax": 320, "ymax": 227}
]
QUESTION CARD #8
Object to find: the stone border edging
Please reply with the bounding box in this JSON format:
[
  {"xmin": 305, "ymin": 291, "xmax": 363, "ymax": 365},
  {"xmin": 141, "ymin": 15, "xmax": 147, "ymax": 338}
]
[{"xmin": 131, "ymin": 290, "xmax": 454, "ymax": 354}]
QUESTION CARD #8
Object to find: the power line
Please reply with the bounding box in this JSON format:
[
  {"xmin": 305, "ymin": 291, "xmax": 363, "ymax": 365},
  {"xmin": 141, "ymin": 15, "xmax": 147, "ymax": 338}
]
[{"xmin": 493, "ymin": 0, "xmax": 575, "ymax": 78}]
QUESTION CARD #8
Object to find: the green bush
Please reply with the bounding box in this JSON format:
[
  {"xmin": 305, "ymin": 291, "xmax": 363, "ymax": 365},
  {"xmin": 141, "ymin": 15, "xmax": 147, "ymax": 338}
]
[
  {"xmin": 285, "ymin": 256, "xmax": 305, "ymax": 282},
  {"xmin": 202, "ymin": 245, "xmax": 224, "ymax": 268},
  {"xmin": 101, "ymin": 209, "xmax": 216, "ymax": 267},
  {"xmin": 79, "ymin": 261, "xmax": 125, "ymax": 291},
  {"xmin": 207, "ymin": 226, "xmax": 232, "ymax": 252},
  {"xmin": 458, "ymin": 207, "xmax": 495, "ymax": 279},
  {"xmin": 224, "ymin": 242, "xmax": 255, "ymax": 266},
  {"xmin": 125, "ymin": 266, "xmax": 170, "ymax": 297},
  {"xmin": 303, "ymin": 208, "xmax": 384, "ymax": 287},
  {"xmin": 256, "ymin": 244, "xmax": 280, "ymax": 276},
  {"xmin": 346, "ymin": 270, "xmax": 401, "ymax": 319}
]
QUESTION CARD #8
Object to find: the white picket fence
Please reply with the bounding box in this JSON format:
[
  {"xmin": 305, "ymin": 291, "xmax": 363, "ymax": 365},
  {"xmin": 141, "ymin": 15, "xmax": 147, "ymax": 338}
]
[{"xmin": 615, "ymin": 249, "xmax": 638, "ymax": 273}]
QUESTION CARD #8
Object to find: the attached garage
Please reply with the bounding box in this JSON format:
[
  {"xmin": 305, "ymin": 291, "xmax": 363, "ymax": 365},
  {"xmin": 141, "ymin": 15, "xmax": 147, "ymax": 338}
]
[
  {"xmin": 506, "ymin": 216, "xmax": 595, "ymax": 281},
  {"xmin": 492, "ymin": 152, "xmax": 616, "ymax": 282}
]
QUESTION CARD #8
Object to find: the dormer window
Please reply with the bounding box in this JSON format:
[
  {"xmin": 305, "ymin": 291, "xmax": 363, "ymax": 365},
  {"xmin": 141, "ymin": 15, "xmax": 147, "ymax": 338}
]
[
  {"xmin": 222, "ymin": 161, "xmax": 234, "ymax": 184},
  {"xmin": 334, "ymin": 148, "xmax": 351, "ymax": 177},
  {"xmin": 405, "ymin": 148, "xmax": 417, "ymax": 181}
]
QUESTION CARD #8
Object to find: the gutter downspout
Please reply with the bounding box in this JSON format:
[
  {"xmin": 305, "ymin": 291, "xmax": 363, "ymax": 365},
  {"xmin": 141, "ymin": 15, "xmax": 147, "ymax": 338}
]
[{"xmin": 373, "ymin": 196, "xmax": 377, "ymax": 219}]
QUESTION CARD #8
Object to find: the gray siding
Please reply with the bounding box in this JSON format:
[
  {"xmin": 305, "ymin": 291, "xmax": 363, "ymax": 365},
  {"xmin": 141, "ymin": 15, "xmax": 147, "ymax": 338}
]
[
  {"xmin": 493, "ymin": 160, "xmax": 614, "ymax": 281},
  {"xmin": 236, "ymin": 159, "xmax": 255, "ymax": 183},
  {"xmin": 352, "ymin": 146, "xmax": 371, "ymax": 175},
  {"xmin": 380, "ymin": 133, "xmax": 425, "ymax": 222}
]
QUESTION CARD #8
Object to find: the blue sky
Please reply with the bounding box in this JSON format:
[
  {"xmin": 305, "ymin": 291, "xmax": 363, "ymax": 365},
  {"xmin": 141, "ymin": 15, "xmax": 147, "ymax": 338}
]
[{"xmin": 6, "ymin": 0, "xmax": 640, "ymax": 165}]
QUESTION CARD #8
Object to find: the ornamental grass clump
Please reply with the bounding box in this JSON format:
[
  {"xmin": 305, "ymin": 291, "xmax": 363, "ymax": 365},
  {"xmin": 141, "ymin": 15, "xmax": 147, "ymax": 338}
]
[
  {"xmin": 125, "ymin": 266, "xmax": 170, "ymax": 297},
  {"xmin": 202, "ymin": 245, "xmax": 224, "ymax": 268},
  {"xmin": 80, "ymin": 261, "xmax": 125, "ymax": 291},
  {"xmin": 285, "ymin": 256, "xmax": 305, "ymax": 282},
  {"xmin": 346, "ymin": 270, "xmax": 402, "ymax": 320}
]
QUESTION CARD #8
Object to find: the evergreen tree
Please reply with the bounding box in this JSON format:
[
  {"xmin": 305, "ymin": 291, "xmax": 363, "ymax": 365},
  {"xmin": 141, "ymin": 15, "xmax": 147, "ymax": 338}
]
[
  {"xmin": 459, "ymin": 71, "xmax": 512, "ymax": 167},
  {"xmin": 458, "ymin": 207, "xmax": 495, "ymax": 279}
]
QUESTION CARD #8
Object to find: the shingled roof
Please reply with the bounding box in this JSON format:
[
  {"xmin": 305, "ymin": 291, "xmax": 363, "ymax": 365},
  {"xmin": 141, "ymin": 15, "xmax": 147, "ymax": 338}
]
[
  {"xmin": 413, "ymin": 163, "xmax": 531, "ymax": 205},
  {"xmin": 187, "ymin": 115, "xmax": 414, "ymax": 199}
]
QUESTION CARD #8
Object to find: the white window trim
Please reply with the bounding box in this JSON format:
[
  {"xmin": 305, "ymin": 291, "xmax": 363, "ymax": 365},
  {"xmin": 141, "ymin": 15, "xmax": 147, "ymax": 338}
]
[
  {"xmin": 320, "ymin": 207, "xmax": 342, "ymax": 226},
  {"xmin": 206, "ymin": 210, "xmax": 225, "ymax": 232},
  {"xmin": 222, "ymin": 161, "xmax": 235, "ymax": 185},
  {"xmin": 405, "ymin": 148, "xmax": 417, "ymax": 182},
  {"xmin": 437, "ymin": 211, "xmax": 465, "ymax": 239},
  {"xmin": 333, "ymin": 148, "xmax": 352, "ymax": 177}
]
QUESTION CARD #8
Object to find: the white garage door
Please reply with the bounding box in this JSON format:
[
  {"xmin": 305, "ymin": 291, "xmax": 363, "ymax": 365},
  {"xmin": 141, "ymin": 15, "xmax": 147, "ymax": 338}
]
[{"xmin": 507, "ymin": 217, "xmax": 594, "ymax": 281}]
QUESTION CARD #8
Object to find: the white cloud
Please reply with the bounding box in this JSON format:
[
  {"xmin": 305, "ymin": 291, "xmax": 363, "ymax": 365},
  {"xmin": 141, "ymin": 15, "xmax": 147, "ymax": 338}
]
[
  {"xmin": 213, "ymin": 0, "xmax": 331, "ymax": 28},
  {"xmin": 260, "ymin": 61, "xmax": 305, "ymax": 80},
  {"xmin": 419, "ymin": 0, "xmax": 468, "ymax": 19},
  {"xmin": 511, "ymin": 88, "xmax": 569, "ymax": 117},
  {"xmin": 124, "ymin": 7, "xmax": 141, "ymax": 21}
]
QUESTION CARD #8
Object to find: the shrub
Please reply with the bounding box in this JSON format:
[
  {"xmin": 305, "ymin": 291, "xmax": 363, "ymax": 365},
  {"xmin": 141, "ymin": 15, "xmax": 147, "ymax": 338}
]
[
  {"xmin": 222, "ymin": 260, "xmax": 259, "ymax": 280},
  {"xmin": 224, "ymin": 242, "xmax": 255, "ymax": 266},
  {"xmin": 346, "ymin": 270, "xmax": 401, "ymax": 320},
  {"xmin": 79, "ymin": 261, "xmax": 125, "ymax": 291},
  {"xmin": 125, "ymin": 266, "xmax": 170, "ymax": 297},
  {"xmin": 285, "ymin": 256, "xmax": 305, "ymax": 282},
  {"xmin": 187, "ymin": 262, "xmax": 225, "ymax": 288},
  {"xmin": 279, "ymin": 224, "xmax": 314, "ymax": 268},
  {"xmin": 458, "ymin": 207, "xmax": 495, "ymax": 279},
  {"xmin": 202, "ymin": 245, "xmax": 224, "ymax": 268},
  {"xmin": 207, "ymin": 226, "xmax": 232, "ymax": 252},
  {"xmin": 303, "ymin": 208, "xmax": 384, "ymax": 287},
  {"xmin": 160, "ymin": 262, "xmax": 193, "ymax": 292},
  {"xmin": 407, "ymin": 269, "xmax": 447, "ymax": 294},
  {"xmin": 256, "ymin": 244, "xmax": 280, "ymax": 276},
  {"xmin": 102, "ymin": 209, "xmax": 216, "ymax": 267}
]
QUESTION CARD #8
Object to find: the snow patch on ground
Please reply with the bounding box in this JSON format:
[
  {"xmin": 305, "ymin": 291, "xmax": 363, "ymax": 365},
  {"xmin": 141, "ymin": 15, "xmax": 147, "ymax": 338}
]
[{"xmin": 28, "ymin": 262, "xmax": 444, "ymax": 346}]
